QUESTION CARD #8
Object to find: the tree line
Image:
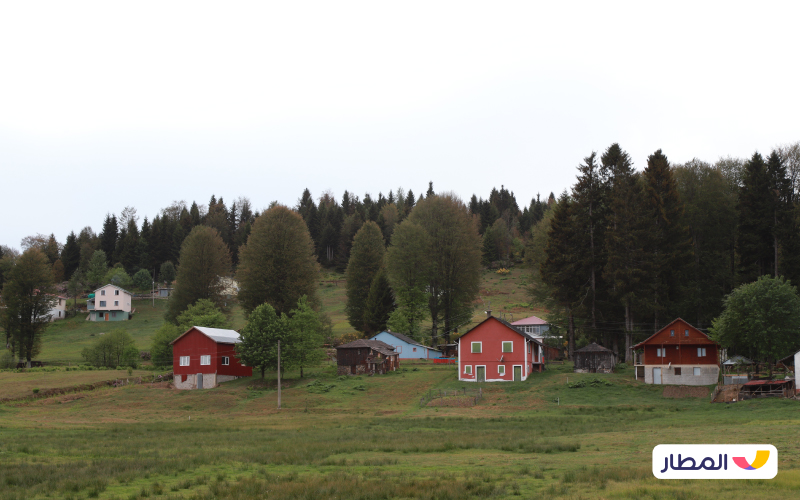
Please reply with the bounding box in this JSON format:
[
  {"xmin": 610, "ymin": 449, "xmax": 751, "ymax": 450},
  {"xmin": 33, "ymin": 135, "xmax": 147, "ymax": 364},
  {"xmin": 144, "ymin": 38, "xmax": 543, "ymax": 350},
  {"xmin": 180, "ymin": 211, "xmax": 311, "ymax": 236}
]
[{"xmin": 530, "ymin": 142, "xmax": 800, "ymax": 363}]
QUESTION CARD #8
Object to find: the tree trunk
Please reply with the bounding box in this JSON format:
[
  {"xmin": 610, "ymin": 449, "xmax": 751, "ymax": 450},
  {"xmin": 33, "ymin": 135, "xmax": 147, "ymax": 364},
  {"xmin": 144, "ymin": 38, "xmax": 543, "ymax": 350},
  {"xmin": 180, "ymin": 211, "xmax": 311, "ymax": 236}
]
[
  {"xmin": 624, "ymin": 299, "xmax": 633, "ymax": 364},
  {"xmin": 300, "ymin": 365, "xmax": 304, "ymax": 378},
  {"xmin": 261, "ymin": 367, "xmax": 265, "ymax": 379},
  {"xmin": 567, "ymin": 309, "xmax": 575, "ymax": 361}
]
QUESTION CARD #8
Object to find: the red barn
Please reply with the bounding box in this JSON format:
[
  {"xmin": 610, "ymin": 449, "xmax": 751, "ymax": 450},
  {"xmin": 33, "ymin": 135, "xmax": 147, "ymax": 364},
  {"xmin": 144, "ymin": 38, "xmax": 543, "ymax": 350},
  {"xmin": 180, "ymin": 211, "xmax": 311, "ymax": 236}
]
[
  {"xmin": 632, "ymin": 318, "xmax": 720, "ymax": 385},
  {"xmin": 458, "ymin": 316, "xmax": 544, "ymax": 382},
  {"xmin": 170, "ymin": 326, "xmax": 252, "ymax": 390}
]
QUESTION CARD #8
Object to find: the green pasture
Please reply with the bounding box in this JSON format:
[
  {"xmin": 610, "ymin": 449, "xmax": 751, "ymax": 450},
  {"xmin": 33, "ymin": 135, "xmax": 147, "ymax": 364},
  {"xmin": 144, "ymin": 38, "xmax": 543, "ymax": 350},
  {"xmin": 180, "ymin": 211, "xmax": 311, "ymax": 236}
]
[{"xmin": 1, "ymin": 361, "xmax": 799, "ymax": 500}]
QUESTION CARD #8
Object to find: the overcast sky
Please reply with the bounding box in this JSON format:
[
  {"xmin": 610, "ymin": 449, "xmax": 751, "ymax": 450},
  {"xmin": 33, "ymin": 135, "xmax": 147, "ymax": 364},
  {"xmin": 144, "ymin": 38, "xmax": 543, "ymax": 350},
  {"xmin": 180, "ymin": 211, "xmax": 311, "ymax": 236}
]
[{"xmin": 2, "ymin": 1, "xmax": 799, "ymax": 248}]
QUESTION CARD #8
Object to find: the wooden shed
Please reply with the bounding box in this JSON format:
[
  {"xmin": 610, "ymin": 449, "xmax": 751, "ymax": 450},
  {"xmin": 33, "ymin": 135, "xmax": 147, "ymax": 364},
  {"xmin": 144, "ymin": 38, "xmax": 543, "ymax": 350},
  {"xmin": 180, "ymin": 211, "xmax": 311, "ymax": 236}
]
[
  {"xmin": 335, "ymin": 339, "xmax": 399, "ymax": 376},
  {"xmin": 574, "ymin": 343, "xmax": 616, "ymax": 374}
]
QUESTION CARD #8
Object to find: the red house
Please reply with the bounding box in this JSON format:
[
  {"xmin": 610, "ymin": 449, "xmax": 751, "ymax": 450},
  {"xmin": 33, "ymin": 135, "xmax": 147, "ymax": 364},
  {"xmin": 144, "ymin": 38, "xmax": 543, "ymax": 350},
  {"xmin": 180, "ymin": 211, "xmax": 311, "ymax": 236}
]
[
  {"xmin": 458, "ymin": 316, "xmax": 544, "ymax": 382},
  {"xmin": 632, "ymin": 318, "xmax": 720, "ymax": 385},
  {"xmin": 171, "ymin": 326, "xmax": 252, "ymax": 390}
]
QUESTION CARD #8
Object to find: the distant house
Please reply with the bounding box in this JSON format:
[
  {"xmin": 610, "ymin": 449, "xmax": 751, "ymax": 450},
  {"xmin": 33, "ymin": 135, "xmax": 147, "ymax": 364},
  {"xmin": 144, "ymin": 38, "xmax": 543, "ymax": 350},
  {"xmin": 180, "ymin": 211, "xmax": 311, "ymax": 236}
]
[
  {"xmin": 335, "ymin": 339, "xmax": 399, "ymax": 375},
  {"xmin": 632, "ymin": 318, "xmax": 720, "ymax": 385},
  {"xmin": 511, "ymin": 315, "xmax": 562, "ymax": 360},
  {"xmin": 158, "ymin": 287, "xmax": 173, "ymax": 298},
  {"xmin": 48, "ymin": 295, "xmax": 67, "ymax": 321},
  {"xmin": 574, "ymin": 343, "xmax": 616, "ymax": 373},
  {"xmin": 369, "ymin": 330, "xmax": 441, "ymax": 360},
  {"xmin": 170, "ymin": 326, "xmax": 252, "ymax": 390},
  {"xmin": 458, "ymin": 315, "xmax": 544, "ymax": 382},
  {"xmin": 87, "ymin": 284, "xmax": 132, "ymax": 321}
]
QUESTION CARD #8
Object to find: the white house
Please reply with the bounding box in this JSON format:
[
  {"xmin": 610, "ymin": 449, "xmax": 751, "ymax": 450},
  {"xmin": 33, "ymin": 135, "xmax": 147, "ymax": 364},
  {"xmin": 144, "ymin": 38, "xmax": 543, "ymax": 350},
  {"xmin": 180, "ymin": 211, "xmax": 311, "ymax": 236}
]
[{"xmin": 87, "ymin": 284, "xmax": 133, "ymax": 321}]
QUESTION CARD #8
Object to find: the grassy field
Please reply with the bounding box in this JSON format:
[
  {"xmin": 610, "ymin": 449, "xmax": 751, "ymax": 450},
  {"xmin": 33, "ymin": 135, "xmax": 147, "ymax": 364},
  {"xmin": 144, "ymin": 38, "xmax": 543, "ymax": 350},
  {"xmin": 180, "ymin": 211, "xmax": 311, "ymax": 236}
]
[{"xmin": 2, "ymin": 361, "xmax": 799, "ymax": 499}]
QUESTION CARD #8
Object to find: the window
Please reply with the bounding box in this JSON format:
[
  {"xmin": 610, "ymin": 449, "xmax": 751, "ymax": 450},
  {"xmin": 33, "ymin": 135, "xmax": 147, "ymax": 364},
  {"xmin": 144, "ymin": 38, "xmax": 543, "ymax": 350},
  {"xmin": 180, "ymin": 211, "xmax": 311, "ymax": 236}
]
[
  {"xmin": 111, "ymin": 312, "xmax": 117, "ymax": 318},
  {"xmin": 471, "ymin": 342, "xmax": 482, "ymax": 353},
  {"xmin": 674, "ymin": 367, "xmax": 682, "ymax": 375},
  {"xmin": 101, "ymin": 290, "xmax": 105, "ymax": 296},
  {"xmin": 114, "ymin": 301, "xmax": 119, "ymax": 306},
  {"xmin": 222, "ymin": 356, "xmax": 230, "ymax": 366},
  {"xmin": 413, "ymin": 347, "xmax": 417, "ymax": 352},
  {"xmin": 180, "ymin": 356, "xmax": 190, "ymax": 366},
  {"xmin": 465, "ymin": 365, "xmax": 472, "ymax": 375},
  {"xmin": 670, "ymin": 329, "xmax": 675, "ymax": 337},
  {"xmin": 697, "ymin": 347, "xmax": 707, "ymax": 357},
  {"xmin": 200, "ymin": 355, "xmax": 210, "ymax": 365},
  {"xmin": 693, "ymin": 367, "xmax": 701, "ymax": 376},
  {"xmin": 498, "ymin": 365, "xmax": 505, "ymax": 375},
  {"xmin": 502, "ymin": 341, "xmax": 513, "ymax": 353},
  {"xmin": 99, "ymin": 301, "xmax": 106, "ymax": 307},
  {"xmin": 115, "ymin": 290, "xmax": 119, "ymax": 296},
  {"xmin": 656, "ymin": 348, "xmax": 665, "ymax": 357},
  {"xmin": 684, "ymin": 329, "xmax": 689, "ymax": 337}
]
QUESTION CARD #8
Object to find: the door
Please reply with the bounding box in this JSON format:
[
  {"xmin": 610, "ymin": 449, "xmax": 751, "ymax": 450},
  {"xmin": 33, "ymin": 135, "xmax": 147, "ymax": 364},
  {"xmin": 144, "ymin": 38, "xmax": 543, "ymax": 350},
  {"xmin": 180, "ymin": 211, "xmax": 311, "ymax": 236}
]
[
  {"xmin": 197, "ymin": 373, "xmax": 203, "ymax": 389},
  {"xmin": 513, "ymin": 366, "xmax": 522, "ymax": 382},
  {"xmin": 653, "ymin": 367, "xmax": 662, "ymax": 385},
  {"xmin": 476, "ymin": 366, "xmax": 485, "ymax": 382},
  {"xmin": 104, "ymin": 313, "xmax": 109, "ymax": 321}
]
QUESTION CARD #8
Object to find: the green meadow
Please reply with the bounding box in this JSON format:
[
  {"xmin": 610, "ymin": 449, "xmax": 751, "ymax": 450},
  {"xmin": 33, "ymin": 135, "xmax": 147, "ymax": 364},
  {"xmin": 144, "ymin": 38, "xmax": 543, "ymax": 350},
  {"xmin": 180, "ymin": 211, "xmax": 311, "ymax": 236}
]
[{"xmin": 2, "ymin": 361, "xmax": 799, "ymax": 500}]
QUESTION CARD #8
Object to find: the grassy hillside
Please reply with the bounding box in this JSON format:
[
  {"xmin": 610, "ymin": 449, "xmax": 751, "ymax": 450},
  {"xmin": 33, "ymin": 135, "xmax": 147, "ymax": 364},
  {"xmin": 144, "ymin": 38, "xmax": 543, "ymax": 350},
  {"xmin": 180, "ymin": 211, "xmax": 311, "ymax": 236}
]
[{"xmin": 1, "ymin": 362, "xmax": 799, "ymax": 499}]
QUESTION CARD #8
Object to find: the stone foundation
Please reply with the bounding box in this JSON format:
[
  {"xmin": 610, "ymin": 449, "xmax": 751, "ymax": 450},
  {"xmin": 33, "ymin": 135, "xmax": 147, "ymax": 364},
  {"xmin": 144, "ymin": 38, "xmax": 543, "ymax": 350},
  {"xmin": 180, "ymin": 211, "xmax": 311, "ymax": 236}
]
[
  {"xmin": 643, "ymin": 365, "xmax": 718, "ymax": 385},
  {"xmin": 173, "ymin": 373, "xmax": 242, "ymax": 390}
]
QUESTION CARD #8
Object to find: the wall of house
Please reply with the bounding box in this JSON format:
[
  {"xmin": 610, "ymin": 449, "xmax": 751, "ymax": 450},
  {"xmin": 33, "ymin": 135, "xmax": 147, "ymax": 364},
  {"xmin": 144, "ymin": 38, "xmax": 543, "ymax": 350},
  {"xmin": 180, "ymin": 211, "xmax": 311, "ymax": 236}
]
[
  {"xmin": 644, "ymin": 364, "xmax": 719, "ymax": 385},
  {"xmin": 89, "ymin": 310, "xmax": 129, "ymax": 321},
  {"xmin": 94, "ymin": 285, "xmax": 132, "ymax": 312},
  {"xmin": 173, "ymin": 329, "xmax": 219, "ymax": 378},
  {"xmin": 370, "ymin": 332, "xmax": 440, "ymax": 360},
  {"xmin": 215, "ymin": 342, "xmax": 252, "ymax": 377},
  {"xmin": 640, "ymin": 320, "xmax": 718, "ymax": 365},
  {"xmin": 574, "ymin": 352, "xmax": 615, "ymax": 373},
  {"xmin": 458, "ymin": 318, "xmax": 530, "ymax": 382}
]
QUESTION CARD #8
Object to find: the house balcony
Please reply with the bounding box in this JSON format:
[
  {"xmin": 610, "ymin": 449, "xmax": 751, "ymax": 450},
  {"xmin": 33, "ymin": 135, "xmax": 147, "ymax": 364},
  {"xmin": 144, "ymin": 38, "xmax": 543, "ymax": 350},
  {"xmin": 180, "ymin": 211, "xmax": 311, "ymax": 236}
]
[{"xmin": 87, "ymin": 299, "xmax": 95, "ymax": 311}]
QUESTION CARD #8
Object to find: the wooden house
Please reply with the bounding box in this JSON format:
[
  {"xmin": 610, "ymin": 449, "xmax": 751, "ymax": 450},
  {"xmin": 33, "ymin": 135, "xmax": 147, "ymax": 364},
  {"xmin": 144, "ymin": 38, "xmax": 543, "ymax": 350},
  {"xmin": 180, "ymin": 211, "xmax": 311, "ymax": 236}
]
[
  {"xmin": 170, "ymin": 326, "xmax": 252, "ymax": 389},
  {"xmin": 632, "ymin": 318, "xmax": 720, "ymax": 385},
  {"xmin": 458, "ymin": 315, "xmax": 544, "ymax": 382},
  {"xmin": 335, "ymin": 339, "xmax": 399, "ymax": 375},
  {"xmin": 574, "ymin": 343, "xmax": 616, "ymax": 373}
]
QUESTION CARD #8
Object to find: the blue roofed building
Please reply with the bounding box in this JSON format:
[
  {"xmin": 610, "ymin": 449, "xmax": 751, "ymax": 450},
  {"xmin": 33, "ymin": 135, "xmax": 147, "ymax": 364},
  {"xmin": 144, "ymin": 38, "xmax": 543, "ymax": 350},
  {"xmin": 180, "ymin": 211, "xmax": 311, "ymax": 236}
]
[{"xmin": 369, "ymin": 330, "xmax": 442, "ymax": 360}]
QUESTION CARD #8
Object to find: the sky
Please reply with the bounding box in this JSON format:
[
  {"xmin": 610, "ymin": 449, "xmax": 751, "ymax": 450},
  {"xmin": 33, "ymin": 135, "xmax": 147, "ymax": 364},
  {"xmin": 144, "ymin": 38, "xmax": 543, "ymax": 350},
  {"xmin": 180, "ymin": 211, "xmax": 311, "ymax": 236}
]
[{"xmin": 2, "ymin": 1, "xmax": 799, "ymax": 249}]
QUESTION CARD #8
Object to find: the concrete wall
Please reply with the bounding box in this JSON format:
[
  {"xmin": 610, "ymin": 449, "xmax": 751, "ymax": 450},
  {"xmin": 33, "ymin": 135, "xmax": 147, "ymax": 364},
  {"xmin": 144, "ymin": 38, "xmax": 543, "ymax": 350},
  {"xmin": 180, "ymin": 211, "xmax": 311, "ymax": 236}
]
[
  {"xmin": 94, "ymin": 285, "xmax": 132, "ymax": 312},
  {"xmin": 88, "ymin": 310, "xmax": 129, "ymax": 321},
  {"xmin": 643, "ymin": 364, "xmax": 718, "ymax": 385},
  {"xmin": 173, "ymin": 372, "xmax": 241, "ymax": 390}
]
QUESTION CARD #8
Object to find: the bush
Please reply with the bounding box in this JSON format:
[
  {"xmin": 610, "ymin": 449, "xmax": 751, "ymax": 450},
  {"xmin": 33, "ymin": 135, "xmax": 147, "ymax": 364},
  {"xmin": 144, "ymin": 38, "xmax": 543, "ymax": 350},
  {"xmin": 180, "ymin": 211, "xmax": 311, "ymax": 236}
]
[
  {"xmin": 132, "ymin": 269, "xmax": 153, "ymax": 291},
  {"xmin": 0, "ymin": 349, "xmax": 15, "ymax": 369},
  {"xmin": 615, "ymin": 363, "xmax": 628, "ymax": 371},
  {"xmin": 81, "ymin": 329, "xmax": 139, "ymax": 368}
]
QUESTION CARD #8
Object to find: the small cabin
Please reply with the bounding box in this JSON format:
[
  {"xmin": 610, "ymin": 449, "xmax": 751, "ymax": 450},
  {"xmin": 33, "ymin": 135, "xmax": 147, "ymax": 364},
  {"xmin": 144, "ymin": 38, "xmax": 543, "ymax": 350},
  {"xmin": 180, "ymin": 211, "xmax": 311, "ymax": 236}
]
[
  {"xmin": 369, "ymin": 330, "xmax": 441, "ymax": 360},
  {"xmin": 335, "ymin": 339, "xmax": 399, "ymax": 375},
  {"xmin": 574, "ymin": 343, "xmax": 616, "ymax": 373}
]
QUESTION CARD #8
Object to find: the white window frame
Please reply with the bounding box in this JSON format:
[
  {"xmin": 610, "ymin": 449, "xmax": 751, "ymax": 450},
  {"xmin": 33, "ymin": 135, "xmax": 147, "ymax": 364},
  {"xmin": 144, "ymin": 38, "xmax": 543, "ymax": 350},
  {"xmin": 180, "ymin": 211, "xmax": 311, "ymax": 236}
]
[
  {"xmin": 99, "ymin": 301, "xmax": 106, "ymax": 307},
  {"xmin": 179, "ymin": 356, "xmax": 190, "ymax": 366},
  {"xmin": 115, "ymin": 290, "xmax": 119, "ymax": 296},
  {"xmin": 471, "ymin": 342, "xmax": 482, "ymax": 354},
  {"xmin": 222, "ymin": 356, "xmax": 230, "ymax": 366},
  {"xmin": 697, "ymin": 347, "xmax": 706, "ymax": 357},
  {"xmin": 498, "ymin": 365, "xmax": 505, "ymax": 375},
  {"xmin": 114, "ymin": 300, "xmax": 119, "ymax": 306},
  {"xmin": 200, "ymin": 355, "xmax": 210, "ymax": 365},
  {"xmin": 502, "ymin": 341, "xmax": 513, "ymax": 353},
  {"xmin": 464, "ymin": 365, "xmax": 472, "ymax": 375},
  {"xmin": 101, "ymin": 290, "xmax": 105, "ymax": 296},
  {"xmin": 693, "ymin": 367, "xmax": 701, "ymax": 376}
]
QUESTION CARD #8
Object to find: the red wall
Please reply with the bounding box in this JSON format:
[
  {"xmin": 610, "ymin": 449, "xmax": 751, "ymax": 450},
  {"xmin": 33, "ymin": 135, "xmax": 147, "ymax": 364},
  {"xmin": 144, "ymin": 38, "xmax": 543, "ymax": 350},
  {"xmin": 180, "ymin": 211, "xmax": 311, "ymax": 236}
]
[
  {"xmin": 639, "ymin": 319, "xmax": 719, "ymax": 365},
  {"xmin": 459, "ymin": 318, "xmax": 537, "ymax": 381},
  {"xmin": 173, "ymin": 328, "xmax": 252, "ymax": 378}
]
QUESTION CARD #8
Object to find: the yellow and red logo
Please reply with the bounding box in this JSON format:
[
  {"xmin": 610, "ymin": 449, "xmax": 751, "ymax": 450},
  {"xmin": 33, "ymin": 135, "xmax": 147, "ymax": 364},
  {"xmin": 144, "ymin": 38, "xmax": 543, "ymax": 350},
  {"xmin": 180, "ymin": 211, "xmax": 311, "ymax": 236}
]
[{"xmin": 733, "ymin": 450, "xmax": 770, "ymax": 470}]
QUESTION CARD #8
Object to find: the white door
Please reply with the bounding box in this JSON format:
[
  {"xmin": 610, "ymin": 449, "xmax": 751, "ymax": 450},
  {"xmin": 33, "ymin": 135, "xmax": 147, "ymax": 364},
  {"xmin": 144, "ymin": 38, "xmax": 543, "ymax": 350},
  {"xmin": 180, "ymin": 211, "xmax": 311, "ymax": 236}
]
[{"xmin": 653, "ymin": 367, "xmax": 662, "ymax": 385}]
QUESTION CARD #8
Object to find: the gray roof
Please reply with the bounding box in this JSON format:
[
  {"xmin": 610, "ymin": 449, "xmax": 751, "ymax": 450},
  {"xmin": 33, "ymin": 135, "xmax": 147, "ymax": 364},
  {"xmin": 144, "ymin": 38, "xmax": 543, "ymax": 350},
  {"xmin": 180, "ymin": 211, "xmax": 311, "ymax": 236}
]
[
  {"xmin": 379, "ymin": 331, "xmax": 441, "ymax": 352},
  {"xmin": 93, "ymin": 284, "xmax": 133, "ymax": 296},
  {"xmin": 456, "ymin": 316, "xmax": 543, "ymax": 345},
  {"xmin": 575, "ymin": 342, "xmax": 614, "ymax": 353},
  {"xmin": 336, "ymin": 339, "xmax": 397, "ymax": 357},
  {"xmin": 194, "ymin": 326, "xmax": 242, "ymax": 344},
  {"xmin": 722, "ymin": 355, "xmax": 754, "ymax": 365}
]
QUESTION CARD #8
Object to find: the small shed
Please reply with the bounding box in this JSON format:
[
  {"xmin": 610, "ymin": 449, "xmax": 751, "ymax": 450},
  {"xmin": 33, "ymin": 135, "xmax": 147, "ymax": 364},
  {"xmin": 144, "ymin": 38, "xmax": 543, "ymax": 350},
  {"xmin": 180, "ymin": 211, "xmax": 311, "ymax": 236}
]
[
  {"xmin": 335, "ymin": 339, "xmax": 399, "ymax": 376},
  {"xmin": 158, "ymin": 287, "xmax": 173, "ymax": 297},
  {"xmin": 574, "ymin": 343, "xmax": 616, "ymax": 373},
  {"xmin": 738, "ymin": 379, "xmax": 796, "ymax": 400}
]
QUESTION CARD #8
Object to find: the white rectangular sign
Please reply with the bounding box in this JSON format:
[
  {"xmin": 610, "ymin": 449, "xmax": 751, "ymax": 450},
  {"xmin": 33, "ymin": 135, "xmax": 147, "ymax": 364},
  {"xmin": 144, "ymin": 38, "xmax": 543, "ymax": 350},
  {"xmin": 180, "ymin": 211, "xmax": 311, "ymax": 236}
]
[{"xmin": 653, "ymin": 444, "xmax": 777, "ymax": 479}]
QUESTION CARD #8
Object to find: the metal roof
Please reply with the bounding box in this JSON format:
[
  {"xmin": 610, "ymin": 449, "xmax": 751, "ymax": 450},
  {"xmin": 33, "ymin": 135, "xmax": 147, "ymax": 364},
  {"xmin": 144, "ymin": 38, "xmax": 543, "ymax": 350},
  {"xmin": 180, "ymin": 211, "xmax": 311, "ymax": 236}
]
[
  {"xmin": 92, "ymin": 284, "xmax": 133, "ymax": 296},
  {"xmin": 632, "ymin": 317, "xmax": 718, "ymax": 349},
  {"xmin": 336, "ymin": 339, "xmax": 398, "ymax": 357},
  {"xmin": 170, "ymin": 326, "xmax": 242, "ymax": 345},
  {"xmin": 743, "ymin": 379, "xmax": 792, "ymax": 386},
  {"xmin": 458, "ymin": 316, "xmax": 543, "ymax": 345},
  {"xmin": 511, "ymin": 315, "xmax": 548, "ymax": 326},
  {"xmin": 722, "ymin": 355, "xmax": 754, "ymax": 365},
  {"xmin": 378, "ymin": 331, "xmax": 441, "ymax": 352},
  {"xmin": 575, "ymin": 342, "xmax": 614, "ymax": 353}
]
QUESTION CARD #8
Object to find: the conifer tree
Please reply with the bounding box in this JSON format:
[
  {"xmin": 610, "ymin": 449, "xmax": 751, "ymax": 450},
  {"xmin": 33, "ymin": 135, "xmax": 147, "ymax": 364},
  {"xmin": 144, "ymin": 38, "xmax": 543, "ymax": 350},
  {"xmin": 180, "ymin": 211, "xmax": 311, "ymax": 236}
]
[
  {"xmin": 345, "ymin": 221, "xmax": 386, "ymax": 333},
  {"xmin": 363, "ymin": 268, "xmax": 396, "ymax": 335},
  {"xmin": 737, "ymin": 152, "xmax": 773, "ymax": 283},
  {"xmin": 61, "ymin": 231, "xmax": 81, "ymax": 280},
  {"xmin": 99, "ymin": 214, "xmax": 118, "ymax": 261}
]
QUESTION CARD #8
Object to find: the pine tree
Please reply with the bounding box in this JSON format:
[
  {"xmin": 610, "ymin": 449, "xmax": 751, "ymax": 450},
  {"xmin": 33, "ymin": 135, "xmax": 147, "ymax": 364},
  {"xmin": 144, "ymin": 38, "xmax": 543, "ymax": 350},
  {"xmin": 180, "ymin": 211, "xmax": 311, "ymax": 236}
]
[
  {"xmin": 345, "ymin": 221, "xmax": 386, "ymax": 333},
  {"xmin": 190, "ymin": 201, "xmax": 202, "ymax": 227},
  {"xmin": 99, "ymin": 214, "xmax": 118, "ymax": 262},
  {"xmin": 737, "ymin": 152, "xmax": 773, "ymax": 283},
  {"xmin": 61, "ymin": 231, "xmax": 81, "ymax": 280},
  {"xmin": 642, "ymin": 149, "xmax": 691, "ymax": 330},
  {"xmin": 363, "ymin": 268, "xmax": 396, "ymax": 335}
]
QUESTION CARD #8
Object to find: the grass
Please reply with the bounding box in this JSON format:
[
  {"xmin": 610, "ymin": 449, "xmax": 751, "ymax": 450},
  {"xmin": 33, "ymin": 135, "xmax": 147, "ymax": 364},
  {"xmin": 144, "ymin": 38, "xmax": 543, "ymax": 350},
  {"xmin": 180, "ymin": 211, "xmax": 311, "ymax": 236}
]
[
  {"xmin": 0, "ymin": 367, "xmax": 156, "ymax": 400},
  {"xmin": 1, "ymin": 361, "xmax": 799, "ymax": 499}
]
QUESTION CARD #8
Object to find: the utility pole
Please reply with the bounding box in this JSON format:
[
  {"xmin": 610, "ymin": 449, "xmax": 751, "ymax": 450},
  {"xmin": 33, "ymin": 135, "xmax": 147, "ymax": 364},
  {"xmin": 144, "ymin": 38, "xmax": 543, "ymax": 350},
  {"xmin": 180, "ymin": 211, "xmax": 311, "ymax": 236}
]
[{"xmin": 277, "ymin": 340, "xmax": 281, "ymax": 409}]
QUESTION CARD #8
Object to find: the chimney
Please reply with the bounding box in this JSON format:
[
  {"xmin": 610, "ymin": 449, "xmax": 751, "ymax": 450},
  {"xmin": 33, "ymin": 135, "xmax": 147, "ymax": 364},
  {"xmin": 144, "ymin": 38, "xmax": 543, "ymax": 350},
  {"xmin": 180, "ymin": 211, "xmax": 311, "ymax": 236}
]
[{"xmin": 486, "ymin": 309, "xmax": 492, "ymax": 318}]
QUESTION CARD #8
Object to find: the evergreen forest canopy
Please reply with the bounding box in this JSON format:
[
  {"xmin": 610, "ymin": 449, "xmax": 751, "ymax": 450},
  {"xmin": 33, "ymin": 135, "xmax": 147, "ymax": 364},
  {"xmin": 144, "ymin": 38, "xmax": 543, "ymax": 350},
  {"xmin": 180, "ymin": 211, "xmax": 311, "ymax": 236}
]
[{"xmin": 2, "ymin": 141, "xmax": 800, "ymax": 363}]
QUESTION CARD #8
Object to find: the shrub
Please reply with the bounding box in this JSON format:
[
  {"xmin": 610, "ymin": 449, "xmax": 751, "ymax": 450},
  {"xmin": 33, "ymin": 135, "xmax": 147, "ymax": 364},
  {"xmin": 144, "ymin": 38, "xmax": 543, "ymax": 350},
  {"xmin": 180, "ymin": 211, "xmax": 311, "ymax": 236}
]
[
  {"xmin": 81, "ymin": 329, "xmax": 139, "ymax": 368},
  {"xmin": 615, "ymin": 363, "xmax": 628, "ymax": 371},
  {"xmin": 0, "ymin": 349, "xmax": 15, "ymax": 369}
]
